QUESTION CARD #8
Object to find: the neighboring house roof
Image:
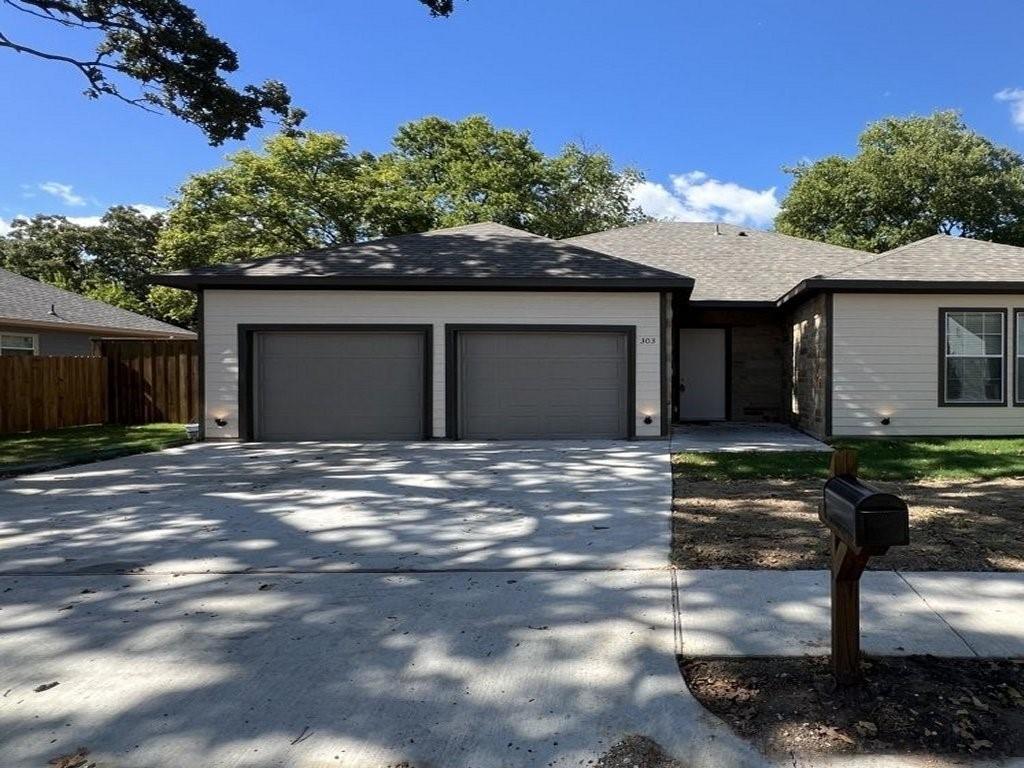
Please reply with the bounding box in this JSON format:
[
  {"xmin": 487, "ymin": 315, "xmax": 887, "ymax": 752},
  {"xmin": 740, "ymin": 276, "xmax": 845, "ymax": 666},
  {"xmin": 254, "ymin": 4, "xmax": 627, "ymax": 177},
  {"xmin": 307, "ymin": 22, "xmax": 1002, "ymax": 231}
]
[
  {"xmin": 152, "ymin": 222, "xmax": 695, "ymax": 291},
  {"xmin": 0, "ymin": 267, "xmax": 195, "ymax": 338},
  {"xmin": 564, "ymin": 221, "xmax": 870, "ymax": 303},
  {"xmin": 778, "ymin": 234, "xmax": 1024, "ymax": 305}
]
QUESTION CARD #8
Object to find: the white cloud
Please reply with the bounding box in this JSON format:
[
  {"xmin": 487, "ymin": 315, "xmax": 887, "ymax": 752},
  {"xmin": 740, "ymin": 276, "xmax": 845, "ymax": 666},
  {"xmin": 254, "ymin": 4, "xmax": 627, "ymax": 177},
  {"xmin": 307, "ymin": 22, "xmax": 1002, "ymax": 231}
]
[
  {"xmin": 66, "ymin": 215, "xmax": 104, "ymax": 227},
  {"xmin": 129, "ymin": 203, "xmax": 165, "ymax": 217},
  {"xmin": 38, "ymin": 181, "xmax": 86, "ymax": 206},
  {"xmin": 995, "ymin": 88, "xmax": 1024, "ymax": 130},
  {"xmin": 632, "ymin": 171, "xmax": 780, "ymax": 227},
  {"xmin": 0, "ymin": 217, "xmax": 11, "ymax": 236}
]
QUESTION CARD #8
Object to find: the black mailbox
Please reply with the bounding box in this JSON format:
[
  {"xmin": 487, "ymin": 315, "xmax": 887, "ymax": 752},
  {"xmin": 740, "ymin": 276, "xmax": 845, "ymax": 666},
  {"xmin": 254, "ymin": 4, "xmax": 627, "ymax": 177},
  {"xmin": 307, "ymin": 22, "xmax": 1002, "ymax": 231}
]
[{"xmin": 820, "ymin": 475, "xmax": 909, "ymax": 550}]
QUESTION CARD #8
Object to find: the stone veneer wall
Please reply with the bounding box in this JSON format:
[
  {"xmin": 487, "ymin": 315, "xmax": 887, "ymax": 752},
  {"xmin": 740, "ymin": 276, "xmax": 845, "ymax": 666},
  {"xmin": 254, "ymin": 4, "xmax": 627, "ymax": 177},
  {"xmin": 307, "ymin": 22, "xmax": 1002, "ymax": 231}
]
[
  {"xmin": 785, "ymin": 293, "xmax": 829, "ymax": 439},
  {"xmin": 679, "ymin": 309, "xmax": 787, "ymax": 422}
]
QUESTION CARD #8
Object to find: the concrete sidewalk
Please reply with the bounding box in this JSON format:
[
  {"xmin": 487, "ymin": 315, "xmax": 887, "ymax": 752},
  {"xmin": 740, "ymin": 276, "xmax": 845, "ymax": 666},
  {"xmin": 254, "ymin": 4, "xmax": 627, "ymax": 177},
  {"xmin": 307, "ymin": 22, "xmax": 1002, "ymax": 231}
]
[{"xmin": 676, "ymin": 569, "xmax": 1024, "ymax": 657}]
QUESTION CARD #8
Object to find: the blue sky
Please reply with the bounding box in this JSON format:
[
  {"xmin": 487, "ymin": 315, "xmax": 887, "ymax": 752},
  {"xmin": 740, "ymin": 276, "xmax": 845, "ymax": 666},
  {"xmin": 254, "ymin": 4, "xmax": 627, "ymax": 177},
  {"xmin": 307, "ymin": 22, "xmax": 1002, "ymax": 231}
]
[{"xmin": 3, "ymin": 0, "xmax": 1024, "ymax": 232}]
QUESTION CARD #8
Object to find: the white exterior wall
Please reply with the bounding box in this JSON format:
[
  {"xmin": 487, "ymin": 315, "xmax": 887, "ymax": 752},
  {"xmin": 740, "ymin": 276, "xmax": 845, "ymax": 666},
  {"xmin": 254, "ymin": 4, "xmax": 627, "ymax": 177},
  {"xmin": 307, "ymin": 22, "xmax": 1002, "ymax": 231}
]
[
  {"xmin": 203, "ymin": 289, "xmax": 664, "ymax": 439},
  {"xmin": 832, "ymin": 293, "xmax": 1024, "ymax": 436}
]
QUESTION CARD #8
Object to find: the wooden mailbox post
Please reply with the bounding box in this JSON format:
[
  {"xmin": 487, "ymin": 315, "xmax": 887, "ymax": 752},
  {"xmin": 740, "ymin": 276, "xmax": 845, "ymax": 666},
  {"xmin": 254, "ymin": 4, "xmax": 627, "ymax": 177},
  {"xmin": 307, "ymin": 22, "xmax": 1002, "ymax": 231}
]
[{"xmin": 820, "ymin": 449, "xmax": 910, "ymax": 685}]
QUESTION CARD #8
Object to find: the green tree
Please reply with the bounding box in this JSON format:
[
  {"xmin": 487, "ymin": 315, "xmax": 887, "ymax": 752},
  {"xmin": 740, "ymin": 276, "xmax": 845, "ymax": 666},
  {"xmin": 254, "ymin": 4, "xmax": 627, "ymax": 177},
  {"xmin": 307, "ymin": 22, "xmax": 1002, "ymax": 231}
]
[
  {"xmin": 159, "ymin": 117, "xmax": 646, "ymax": 271},
  {"xmin": 776, "ymin": 111, "xmax": 1024, "ymax": 252},
  {"xmin": 158, "ymin": 132, "xmax": 369, "ymax": 269},
  {"xmin": 365, "ymin": 115, "xmax": 548, "ymax": 234},
  {"xmin": 87, "ymin": 205, "xmax": 165, "ymax": 297},
  {"xmin": 535, "ymin": 143, "xmax": 648, "ymax": 240},
  {"xmin": 0, "ymin": 214, "xmax": 91, "ymax": 288}
]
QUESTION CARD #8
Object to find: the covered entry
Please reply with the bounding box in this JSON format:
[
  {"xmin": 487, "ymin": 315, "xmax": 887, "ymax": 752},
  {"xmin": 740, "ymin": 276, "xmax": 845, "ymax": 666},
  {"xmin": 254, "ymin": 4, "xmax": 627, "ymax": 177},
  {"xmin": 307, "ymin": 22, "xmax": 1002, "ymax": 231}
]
[
  {"xmin": 678, "ymin": 328, "xmax": 728, "ymax": 420},
  {"xmin": 448, "ymin": 326, "xmax": 633, "ymax": 439},
  {"xmin": 246, "ymin": 325, "xmax": 431, "ymax": 441}
]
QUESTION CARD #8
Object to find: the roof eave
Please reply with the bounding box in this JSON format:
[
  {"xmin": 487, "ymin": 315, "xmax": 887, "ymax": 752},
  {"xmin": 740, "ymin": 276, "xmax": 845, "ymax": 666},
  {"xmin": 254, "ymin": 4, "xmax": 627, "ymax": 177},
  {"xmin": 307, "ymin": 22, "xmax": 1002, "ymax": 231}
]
[
  {"xmin": 150, "ymin": 275, "xmax": 695, "ymax": 292},
  {"xmin": 778, "ymin": 278, "xmax": 1024, "ymax": 308},
  {"xmin": 0, "ymin": 316, "xmax": 195, "ymax": 339}
]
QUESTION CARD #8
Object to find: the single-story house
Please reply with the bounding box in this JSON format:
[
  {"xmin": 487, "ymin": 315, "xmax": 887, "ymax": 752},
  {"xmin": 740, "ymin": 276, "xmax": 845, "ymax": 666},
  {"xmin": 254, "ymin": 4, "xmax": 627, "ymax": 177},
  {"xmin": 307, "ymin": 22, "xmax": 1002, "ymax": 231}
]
[
  {"xmin": 1, "ymin": 266, "xmax": 195, "ymax": 356},
  {"xmin": 153, "ymin": 221, "xmax": 1024, "ymax": 442}
]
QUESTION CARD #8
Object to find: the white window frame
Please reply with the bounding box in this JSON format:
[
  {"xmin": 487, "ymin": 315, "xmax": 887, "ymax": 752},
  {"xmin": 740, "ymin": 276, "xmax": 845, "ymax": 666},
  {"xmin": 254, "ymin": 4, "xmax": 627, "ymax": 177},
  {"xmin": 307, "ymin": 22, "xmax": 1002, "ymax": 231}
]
[
  {"xmin": 0, "ymin": 332, "xmax": 39, "ymax": 356},
  {"xmin": 940, "ymin": 309, "xmax": 1006, "ymax": 406},
  {"xmin": 1015, "ymin": 310, "xmax": 1024, "ymax": 406}
]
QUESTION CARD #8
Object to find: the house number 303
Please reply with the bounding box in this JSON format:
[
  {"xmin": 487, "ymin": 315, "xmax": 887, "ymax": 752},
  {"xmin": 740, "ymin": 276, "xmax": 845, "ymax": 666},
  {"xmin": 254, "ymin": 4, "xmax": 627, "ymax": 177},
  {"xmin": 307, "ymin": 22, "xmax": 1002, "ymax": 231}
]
[{"xmin": 639, "ymin": 336, "xmax": 657, "ymax": 344}]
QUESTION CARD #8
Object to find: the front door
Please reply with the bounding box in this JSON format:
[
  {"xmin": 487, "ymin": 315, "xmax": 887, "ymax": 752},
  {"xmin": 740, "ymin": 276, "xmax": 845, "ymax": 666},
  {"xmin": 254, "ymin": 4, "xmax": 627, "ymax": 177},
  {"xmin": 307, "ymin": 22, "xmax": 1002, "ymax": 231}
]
[{"xmin": 678, "ymin": 328, "xmax": 727, "ymax": 420}]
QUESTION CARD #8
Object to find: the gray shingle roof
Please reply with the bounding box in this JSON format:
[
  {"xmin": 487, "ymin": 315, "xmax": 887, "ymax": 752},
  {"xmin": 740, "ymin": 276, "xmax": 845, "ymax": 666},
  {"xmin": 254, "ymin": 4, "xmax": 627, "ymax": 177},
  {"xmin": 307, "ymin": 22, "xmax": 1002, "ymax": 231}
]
[
  {"xmin": 0, "ymin": 267, "xmax": 194, "ymax": 338},
  {"xmin": 564, "ymin": 221, "xmax": 871, "ymax": 302},
  {"xmin": 822, "ymin": 234, "xmax": 1024, "ymax": 281},
  {"xmin": 154, "ymin": 222, "xmax": 694, "ymax": 289}
]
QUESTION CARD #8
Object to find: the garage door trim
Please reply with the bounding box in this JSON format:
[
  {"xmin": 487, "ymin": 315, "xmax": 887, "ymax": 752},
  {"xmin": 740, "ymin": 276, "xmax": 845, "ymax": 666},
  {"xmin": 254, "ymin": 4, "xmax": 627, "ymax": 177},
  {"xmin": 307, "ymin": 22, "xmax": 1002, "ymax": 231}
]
[
  {"xmin": 444, "ymin": 324, "xmax": 636, "ymax": 439},
  {"xmin": 237, "ymin": 324, "xmax": 433, "ymax": 441}
]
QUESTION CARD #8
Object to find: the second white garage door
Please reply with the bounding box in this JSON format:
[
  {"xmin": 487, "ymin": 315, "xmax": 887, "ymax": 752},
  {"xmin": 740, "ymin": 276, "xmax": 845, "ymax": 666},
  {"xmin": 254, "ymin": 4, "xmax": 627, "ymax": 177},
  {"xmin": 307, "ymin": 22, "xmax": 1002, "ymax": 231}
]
[{"xmin": 453, "ymin": 329, "xmax": 631, "ymax": 439}]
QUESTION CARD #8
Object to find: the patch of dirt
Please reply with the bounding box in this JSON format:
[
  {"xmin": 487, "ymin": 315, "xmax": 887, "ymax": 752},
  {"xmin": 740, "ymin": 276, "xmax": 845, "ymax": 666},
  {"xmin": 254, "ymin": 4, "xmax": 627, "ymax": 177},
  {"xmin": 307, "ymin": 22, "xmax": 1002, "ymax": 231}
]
[
  {"xmin": 594, "ymin": 735, "xmax": 686, "ymax": 767},
  {"xmin": 681, "ymin": 655, "xmax": 1024, "ymax": 757},
  {"xmin": 672, "ymin": 477, "xmax": 1024, "ymax": 571}
]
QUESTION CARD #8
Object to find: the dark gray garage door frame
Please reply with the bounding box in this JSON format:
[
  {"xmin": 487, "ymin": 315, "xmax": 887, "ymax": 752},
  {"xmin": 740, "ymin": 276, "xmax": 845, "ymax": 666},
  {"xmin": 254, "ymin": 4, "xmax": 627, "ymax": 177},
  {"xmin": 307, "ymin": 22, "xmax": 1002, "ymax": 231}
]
[
  {"xmin": 236, "ymin": 323, "xmax": 433, "ymax": 441},
  {"xmin": 444, "ymin": 324, "xmax": 636, "ymax": 440}
]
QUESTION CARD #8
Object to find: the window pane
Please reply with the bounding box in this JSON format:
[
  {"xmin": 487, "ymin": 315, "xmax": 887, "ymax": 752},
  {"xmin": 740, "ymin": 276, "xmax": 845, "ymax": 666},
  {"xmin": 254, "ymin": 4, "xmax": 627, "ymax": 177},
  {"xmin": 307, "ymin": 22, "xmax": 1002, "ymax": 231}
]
[
  {"xmin": 0, "ymin": 334, "xmax": 34, "ymax": 350},
  {"xmin": 0, "ymin": 348, "xmax": 34, "ymax": 357},
  {"xmin": 947, "ymin": 357, "xmax": 1003, "ymax": 402},
  {"xmin": 985, "ymin": 333, "xmax": 1003, "ymax": 355},
  {"xmin": 1018, "ymin": 364, "xmax": 1024, "ymax": 404}
]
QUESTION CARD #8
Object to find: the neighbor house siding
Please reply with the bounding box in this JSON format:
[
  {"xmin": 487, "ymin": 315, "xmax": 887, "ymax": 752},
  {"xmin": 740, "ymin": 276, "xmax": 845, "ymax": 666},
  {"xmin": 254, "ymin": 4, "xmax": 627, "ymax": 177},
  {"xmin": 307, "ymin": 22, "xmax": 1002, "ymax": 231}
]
[
  {"xmin": 0, "ymin": 326, "xmax": 95, "ymax": 356},
  {"xmin": 202, "ymin": 290, "xmax": 664, "ymax": 439},
  {"xmin": 786, "ymin": 294, "xmax": 829, "ymax": 439},
  {"xmin": 832, "ymin": 293, "xmax": 1024, "ymax": 436}
]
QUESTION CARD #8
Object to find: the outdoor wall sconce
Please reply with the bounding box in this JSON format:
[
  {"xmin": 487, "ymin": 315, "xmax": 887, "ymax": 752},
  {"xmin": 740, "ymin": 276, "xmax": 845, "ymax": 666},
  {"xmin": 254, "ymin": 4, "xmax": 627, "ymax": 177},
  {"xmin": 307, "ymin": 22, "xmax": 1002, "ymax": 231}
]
[
  {"xmin": 642, "ymin": 414, "xmax": 654, "ymax": 425},
  {"xmin": 214, "ymin": 416, "xmax": 228, "ymax": 428},
  {"xmin": 879, "ymin": 417, "xmax": 891, "ymax": 426}
]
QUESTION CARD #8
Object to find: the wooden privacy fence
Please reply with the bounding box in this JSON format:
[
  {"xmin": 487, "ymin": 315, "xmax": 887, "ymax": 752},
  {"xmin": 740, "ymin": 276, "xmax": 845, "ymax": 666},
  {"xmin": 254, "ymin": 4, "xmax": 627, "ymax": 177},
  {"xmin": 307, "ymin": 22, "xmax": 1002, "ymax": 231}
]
[
  {"xmin": 95, "ymin": 339, "xmax": 199, "ymax": 425},
  {"xmin": 0, "ymin": 356, "xmax": 107, "ymax": 434},
  {"xmin": 0, "ymin": 340, "xmax": 199, "ymax": 435}
]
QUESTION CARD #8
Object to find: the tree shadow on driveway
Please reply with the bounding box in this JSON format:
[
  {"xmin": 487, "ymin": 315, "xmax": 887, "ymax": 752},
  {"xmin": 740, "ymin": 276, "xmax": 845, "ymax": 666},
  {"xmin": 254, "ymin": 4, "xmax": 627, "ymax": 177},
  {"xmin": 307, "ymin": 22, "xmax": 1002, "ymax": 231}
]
[{"xmin": 0, "ymin": 441, "xmax": 762, "ymax": 768}]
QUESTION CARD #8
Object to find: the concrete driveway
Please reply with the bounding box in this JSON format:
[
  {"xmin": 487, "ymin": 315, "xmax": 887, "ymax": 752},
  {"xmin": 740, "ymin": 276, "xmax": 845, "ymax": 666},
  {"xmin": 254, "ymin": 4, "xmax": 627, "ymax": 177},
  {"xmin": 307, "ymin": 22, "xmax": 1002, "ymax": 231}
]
[{"xmin": 0, "ymin": 442, "xmax": 764, "ymax": 768}]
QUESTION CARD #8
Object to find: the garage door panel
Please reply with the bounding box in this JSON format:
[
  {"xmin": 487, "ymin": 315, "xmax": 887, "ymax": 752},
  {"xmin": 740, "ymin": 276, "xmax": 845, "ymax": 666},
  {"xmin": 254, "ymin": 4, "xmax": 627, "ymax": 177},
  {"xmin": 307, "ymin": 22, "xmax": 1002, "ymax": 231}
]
[
  {"xmin": 458, "ymin": 330, "xmax": 629, "ymax": 439},
  {"xmin": 256, "ymin": 330, "xmax": 426, "ymax": 441}
]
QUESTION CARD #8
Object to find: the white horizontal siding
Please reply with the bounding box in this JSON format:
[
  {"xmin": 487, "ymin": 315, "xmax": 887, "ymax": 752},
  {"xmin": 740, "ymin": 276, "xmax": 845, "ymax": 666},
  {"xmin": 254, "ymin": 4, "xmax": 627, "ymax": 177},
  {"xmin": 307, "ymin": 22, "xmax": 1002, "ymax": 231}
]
[
  {"xmin": 832, "ymin": 293, "xmax": 1024, "ymax": 436},
  {"xmin": 203, "ymin": 290, "xmax": 663, "ymax": 439}
]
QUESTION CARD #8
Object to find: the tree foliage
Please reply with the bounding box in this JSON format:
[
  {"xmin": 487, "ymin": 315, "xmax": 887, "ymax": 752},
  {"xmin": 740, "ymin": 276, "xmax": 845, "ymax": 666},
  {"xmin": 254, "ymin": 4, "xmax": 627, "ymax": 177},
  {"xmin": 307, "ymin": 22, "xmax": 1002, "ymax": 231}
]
[
  {"xmin": 160, "ymin": 116, "xmax": 647, "ymax": 269},
  {"xmin": 0, "ymin": 0, "xmax": 306, "ymax": 144},
  {"xmin": 0, "ymin": 205, "xmax": 186, "ymax": 322},
  {"xmin": 776, "ymin": 111, "xmax": 1024, "ymax": 252}
]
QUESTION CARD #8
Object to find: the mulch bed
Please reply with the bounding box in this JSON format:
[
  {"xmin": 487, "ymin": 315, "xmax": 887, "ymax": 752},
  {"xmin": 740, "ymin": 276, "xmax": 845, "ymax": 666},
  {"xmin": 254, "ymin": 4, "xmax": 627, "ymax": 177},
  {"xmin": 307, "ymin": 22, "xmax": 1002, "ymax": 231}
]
[
  {"xmin": 681, "ymin": 655, "xmax": 1024, "ymax": 758},
  {"xmin": 672, "ymin": 477, "xmax": 1024, "ymax": 571}
]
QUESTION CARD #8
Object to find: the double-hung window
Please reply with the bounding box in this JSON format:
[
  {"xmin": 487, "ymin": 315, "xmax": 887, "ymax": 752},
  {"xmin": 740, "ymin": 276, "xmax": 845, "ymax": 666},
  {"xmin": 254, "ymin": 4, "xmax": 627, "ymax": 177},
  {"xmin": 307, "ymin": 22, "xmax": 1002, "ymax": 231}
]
[
  {"xmin": 0, "ymin": 333, "xmax": 37, "ymax": 357},
  {"xmin": 941, "ymin": 309, "xmax": 1006, "ymax": 405}
]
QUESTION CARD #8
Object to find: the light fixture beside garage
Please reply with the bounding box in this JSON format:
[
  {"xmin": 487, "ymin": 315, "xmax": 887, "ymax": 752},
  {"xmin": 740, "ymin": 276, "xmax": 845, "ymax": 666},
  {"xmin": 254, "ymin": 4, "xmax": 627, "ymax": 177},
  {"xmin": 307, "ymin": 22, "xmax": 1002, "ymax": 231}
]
[
  {"xmin": 642, "ymin": 412, "xmax": 654, "ymax": 425},
  {"xmin": 214, "ymin": 416, "xmax": 228, "ymax": 428}
]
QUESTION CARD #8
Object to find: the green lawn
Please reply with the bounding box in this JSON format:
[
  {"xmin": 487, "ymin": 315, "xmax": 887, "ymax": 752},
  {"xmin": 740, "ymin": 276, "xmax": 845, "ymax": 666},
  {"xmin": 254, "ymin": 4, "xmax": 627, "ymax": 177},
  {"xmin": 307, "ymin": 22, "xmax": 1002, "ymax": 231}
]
[
  {"xmin": 674, "ymin": 437, "xmax": 1024, "ymax": 481},
  {"xmin": 0, "ymin": 423, "xmax": 190, "ymax": 472}
]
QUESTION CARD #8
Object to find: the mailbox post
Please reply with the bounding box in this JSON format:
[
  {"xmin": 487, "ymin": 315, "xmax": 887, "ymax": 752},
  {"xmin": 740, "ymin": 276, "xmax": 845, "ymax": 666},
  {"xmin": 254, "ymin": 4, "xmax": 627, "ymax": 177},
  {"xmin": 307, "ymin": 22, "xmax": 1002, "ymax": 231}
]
[{"xmin": 820, "ymin": 449, "xmax": 909, "ymax": 685}]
